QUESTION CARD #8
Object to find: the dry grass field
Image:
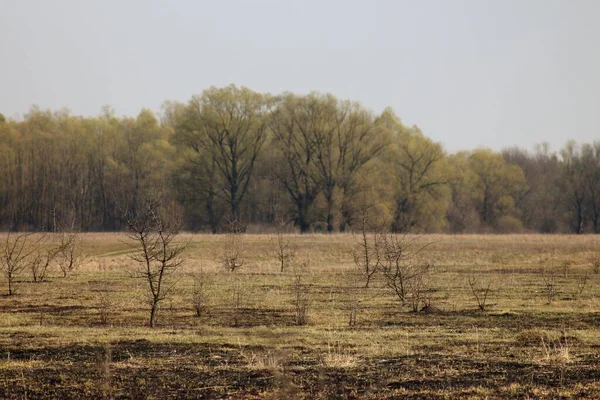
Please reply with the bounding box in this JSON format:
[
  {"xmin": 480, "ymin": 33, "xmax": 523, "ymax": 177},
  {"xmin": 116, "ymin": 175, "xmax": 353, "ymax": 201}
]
[{"xmin": 1, "ymin": 233, "xmax": 600, "ymax": 399}]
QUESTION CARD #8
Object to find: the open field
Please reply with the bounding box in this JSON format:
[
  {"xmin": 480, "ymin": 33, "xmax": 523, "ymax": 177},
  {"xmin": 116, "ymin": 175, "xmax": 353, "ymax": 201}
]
[{"xmin": 1, "ymin": 233, "xmax": 600, "ymax": 399}]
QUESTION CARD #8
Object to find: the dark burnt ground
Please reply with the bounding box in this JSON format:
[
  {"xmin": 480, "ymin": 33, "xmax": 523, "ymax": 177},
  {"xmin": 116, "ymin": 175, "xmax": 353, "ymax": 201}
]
[{"xmin": 1, "ymin": 338, "xmax": 600, "ymax": 399}]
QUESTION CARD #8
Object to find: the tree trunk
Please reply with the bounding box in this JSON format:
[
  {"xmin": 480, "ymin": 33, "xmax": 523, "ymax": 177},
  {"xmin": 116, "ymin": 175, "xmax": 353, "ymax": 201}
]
[
  {"xmin": 149, "ymin": 302, "xmax": 158, "ymax": 328},
  {"xmin": 7, "ymin": 273, "xmax": 13, "ymax": 296},
  {"xmin": 297, "ymin": 202, "xmax": 310, "ymax": 234},
  {"xmin": 325, "ymin": 190, "xmax": 334, "ymax": 233},
  {"xmin": 326, "ymin": 212, "xmax": 334, "ymax": 233},
  {"xmin": 206, "ymin": 191, "xmax": 218, "ymax": 234}
]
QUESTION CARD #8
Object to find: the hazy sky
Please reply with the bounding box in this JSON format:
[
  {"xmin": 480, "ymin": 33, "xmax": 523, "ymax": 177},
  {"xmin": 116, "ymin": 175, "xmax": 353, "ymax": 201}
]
[{"xmin": 1, "ymin": 0, "xmax": 598, "ymax": 152}]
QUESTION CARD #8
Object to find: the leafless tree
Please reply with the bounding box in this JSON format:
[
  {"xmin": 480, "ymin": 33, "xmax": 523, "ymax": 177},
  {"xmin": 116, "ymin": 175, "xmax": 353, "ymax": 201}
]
[
  {"xmin": 56, "ymin": 231, "xmax": 84, "ymax": 278},
  {"xmin": 222, "ymin": 219, "xmax": 245, "ymax": 272},
  {"xmin": 272, "ymin": 219, "xmax": 295, "ymax": 273},
  {"xmin": 541, "ymin": 267, "xmax": 558, "ymax": 305},
  {"xmin": 380, "ymin": 233, "xmax": 431, "ymax": 309},
  {"xmin": 190, "ymin": 266, "xmax": 210, "ymax": 317},
  {"xmin": 574, "ymin": 272, "xmax": 588, "ymax": 298},
  {"xmin": 467, "ymin": 273, "xmax": 494, "ymax": 311},
  {"xmin": 352, "ymin": 208, "xmax": 383, "ymax": 288},
  {"xmin": 292, "ymin": 259, "xmax": 311, "ymax": 326},
  {"xmin": 30, "ymin": 235, "xmax": 62, "ymax": 282},
  {"xmin": 0, "ymin": 232, "xmax": 43, "ymax": 295},
  {"xmin": 124, "ymin": 198, "xmax": 187, "ymax": 328}
]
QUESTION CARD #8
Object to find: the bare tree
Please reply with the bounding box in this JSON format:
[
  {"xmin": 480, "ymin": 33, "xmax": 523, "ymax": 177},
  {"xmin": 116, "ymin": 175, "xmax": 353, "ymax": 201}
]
[
  {"xmin": 380, "ymin": 233, "xmax": 431, "ymax": 309},
  {"xmin": 190, "ymin": 266, "xmax": 210, "ymax": 317},
  {"xmin": 352, "ymin": 207, "xmax": 384, "ymax": 288},
  {"xmin": 124, "ymin": 198, "xmax": 187, "ymax": 328},
  {"xmin": 56, "ymin": 231, "xmax": 84, "ymax": 278},
  {"xmin": 272, "ymin": 219, "xmax": 295, "ymax": 273},
  {"xmin": 541, "ymin": 266, "xmax": 558, "ymax": 305},
  {"xmin": 292, "ymin": 260, "xmax": 311, "ymax": 326},
  {"xmin": 30, "ymin": 234, "xmax": 63, "ymax": 282},
  {"xmin": 0, "ymin": 232, "xmax": 42, "ymax": 295},
  {"xmin": 222, "ymin": 219, "xmax": 245, "ymax": 272},
  {"xmin": 467, "ymin": 273, "xmax": 494, "ymax": 311}
]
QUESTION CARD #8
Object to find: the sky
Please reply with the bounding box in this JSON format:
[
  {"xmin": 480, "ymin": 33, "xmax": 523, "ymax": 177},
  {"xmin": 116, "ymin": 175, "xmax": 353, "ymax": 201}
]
[{"xmin": 0, "ymin": 0, "xmax": 598, "ymax": 152}]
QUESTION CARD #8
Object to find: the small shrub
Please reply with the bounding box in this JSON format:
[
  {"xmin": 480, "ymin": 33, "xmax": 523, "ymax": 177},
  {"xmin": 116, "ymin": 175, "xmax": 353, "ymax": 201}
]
[
  {"xmin": 467, "ymin": 273, "xmax": 494, "ymax": 311},
  {"xmin": 574, "ymin": 273, "xmax": 588, "ymax": 298},
  {"xmin": 223, "ymin": 220, "xmax": 245, "ymax": 272},
  {"xmin": 379, "ymin": 233, "xmax": 431, "ymax": 310},
  {"xmin": 190, "ymin": 267, "xmax": 210, "ymax": 317},
  {"xmin": 57, "ymin": 231, "xmax": 85, "ymax": 278},
  {"xmin": 540, "ymin": 264, "xmax": 558, "ymax": 304},
  {"xmin": 272, "ymin": 220, "xmax": 295, "ymax": 273},
  {"xmin": 292, "ymin": 260, "xmax": 311, "ymax": 326}
]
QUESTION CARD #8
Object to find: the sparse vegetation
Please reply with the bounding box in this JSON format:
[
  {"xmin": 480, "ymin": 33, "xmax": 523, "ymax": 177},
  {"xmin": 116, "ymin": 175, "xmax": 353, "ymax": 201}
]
[
  {"xmin": 124, "ymin": 198, "xmax": 187, "ymax": 328},
  {"xmin": 379, "ymin": 233, "xmax": 431, "ymax": 310},
  {"xmin": 272, "ymin": 220, "xmax": 295, "ymax": 273},
  {"xmin": 0, "ymin": 233, "xmax": 599, "ymax": 399},
  {"xmin": 0, "ymin": 232, "xmax": 42, "ymax": 295},
  {"xmin": 467, "ymin": 273, "xmax": 494, "ymax": 311},
  {"xmin": 291, "ymin": 258, "xmax": 311, "ymax": 326},
  {"xmin": 190, "ymin": 267, "xmax": 209, "ymax": 318},
  {"xmin": 541, "ymin": 265, "xmax": 559, "ymax": 304},
  {"xmin": 56, "ymin": 230, "xmax": 84, "ymax": 278},
  {"xmin": 222, "ymin": 220, "xmax": 245, "ymax": 272}
]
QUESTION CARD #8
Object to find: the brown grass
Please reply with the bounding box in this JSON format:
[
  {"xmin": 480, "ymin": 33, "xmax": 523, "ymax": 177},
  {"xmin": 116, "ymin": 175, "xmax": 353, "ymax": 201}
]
[{"xmin": 0, "ymin": 233, "xmax": 599, "ymax": 398}]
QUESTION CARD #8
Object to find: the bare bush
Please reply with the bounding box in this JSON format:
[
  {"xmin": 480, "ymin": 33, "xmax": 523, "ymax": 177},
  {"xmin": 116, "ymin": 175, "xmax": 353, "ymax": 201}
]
[
  {"xmin": 97, "ymin": 290, "xmax": 112, "ymax": 326},
  {"xmin": 407, "ymin": 271, "xmax": 431, "ymax": 313},
  {"xmin": 272, "ymin": 220, "xmax": 295, "ymax": 273},
  {"xmin": 379, "ymin": 233, "xmax": 431, "ymax": 310},
  {"xmin": 190, "ymin": 267, "xmax": 210, "ymax": 317},
  {"xmin": 124, "ymin": 198, "xmax": 187, "ymax": 328},
  {"xmin": 574, "ymin": 272, "xmax": 588, "ymax": 298},
  {"xmin": 292, "ymin": 259, "xmax": 311, "ymax": 326},
  {"xmin": 347, "ymin": 270, "xmax": 361, "ymax": 327},
  {"xmin": 541, "ymin": 266, "xmax": 558, "ymax": 304},
  {"xmin": 29, "ymin": 234, "xmax": 62, "ymax": 282},
  {"xmin": 352, "ymin": 210, "xmax": 383, "ymax": 288},
  {"xmin": 0, "ymin": 232, "xmax": 42, "ymax": 295},
  {"xmin": 467, "ymin": 273, "xmax": 494, "ymax": 311},
  {"xmin": 57, "ymin": 231, "xmax": 84, "ymax": 278},
  {"xmin": 223, "ymin": 219, "xmax": 245, "ymax": 272}
]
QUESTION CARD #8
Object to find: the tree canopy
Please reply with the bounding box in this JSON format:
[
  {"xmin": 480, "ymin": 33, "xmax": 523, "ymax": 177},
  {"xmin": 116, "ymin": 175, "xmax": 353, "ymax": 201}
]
[{"xmin": 1, "ymin": 86, "xmax": 598, "ymax": 234}]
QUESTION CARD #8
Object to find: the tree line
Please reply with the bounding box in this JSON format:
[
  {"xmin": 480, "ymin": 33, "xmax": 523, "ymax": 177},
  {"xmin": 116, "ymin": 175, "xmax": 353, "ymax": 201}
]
[{"xmin": 0, "ymin": 85, "xmax": 598, "ymax": 234}]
